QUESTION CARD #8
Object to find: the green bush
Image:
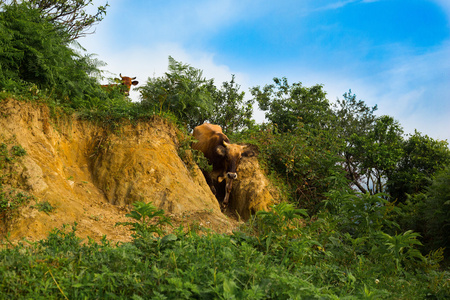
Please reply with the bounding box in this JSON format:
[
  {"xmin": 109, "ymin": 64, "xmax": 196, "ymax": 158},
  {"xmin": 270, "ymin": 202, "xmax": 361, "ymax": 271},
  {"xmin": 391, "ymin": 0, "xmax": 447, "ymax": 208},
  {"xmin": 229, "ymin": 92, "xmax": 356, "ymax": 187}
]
[
  {"xmin": 0, "ymin": 2, "xmax": 122, "ymax": 111},
  {"xmin": 0, "ymin": 202, "xmax": 448, "ymax": 299},
  {"xmin": 233, "ymin": 123, "xmax": 345, "ymax": 213},
  {"xmin": 424, "ymin": 165, "xmax": 450, "ymax": 253},
  {"xmin": 387, "ymin": 131, "xmax": 450, "ymax": 203},
  {"xmin": 0, "ymin": 139, "xmax": 34, "ymax": 225}
]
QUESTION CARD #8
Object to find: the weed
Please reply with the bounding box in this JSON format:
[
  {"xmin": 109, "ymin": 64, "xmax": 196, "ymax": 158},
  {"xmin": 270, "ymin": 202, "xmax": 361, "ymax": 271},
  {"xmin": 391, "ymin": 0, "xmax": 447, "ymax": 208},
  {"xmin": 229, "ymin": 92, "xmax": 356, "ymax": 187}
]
[
  {"xmin": 0, "ymin": 204, "xmax": 448, "ymax": 299},
  {"xmin": 116, "ymin": 201, "xmax": 172, "ymax": 239},
  {"xmin": 32, "ymin": 201, "xmax": 56, "ymax": 215}
]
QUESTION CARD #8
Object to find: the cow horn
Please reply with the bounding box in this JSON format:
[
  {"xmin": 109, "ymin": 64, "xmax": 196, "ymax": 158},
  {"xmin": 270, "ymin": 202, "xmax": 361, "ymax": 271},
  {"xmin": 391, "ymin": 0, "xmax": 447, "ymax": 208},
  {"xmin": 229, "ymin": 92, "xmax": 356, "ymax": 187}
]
[
  {"xmin": 119, "ymin": 73, "xmax": 123, "ymax": 78},
  {"xmin": 223, "ymin": 141, "xmax": 230, "ymax": 147},
  {"xmin": 132, "ymin": 77, "xmax": 136, "ymax": 80}
]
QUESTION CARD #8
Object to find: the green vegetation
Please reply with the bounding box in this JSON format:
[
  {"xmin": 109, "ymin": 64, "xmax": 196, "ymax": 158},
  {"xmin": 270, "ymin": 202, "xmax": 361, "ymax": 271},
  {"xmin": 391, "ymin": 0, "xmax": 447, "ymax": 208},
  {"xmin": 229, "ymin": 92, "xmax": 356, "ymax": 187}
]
[
  {"xmin": 32, "ymin": 200, "xmax": 56, "ymax": 215},
  {"xmin": 0, "ymin": 138, "xmax": 34, "ymax": 226},
  {"xmin": 1, "ymin": 202, "xmax": 448, "ymax": 299},
  {"xmin": 1, "ymin": 1, "xmax": 449, "ymax": 298}
]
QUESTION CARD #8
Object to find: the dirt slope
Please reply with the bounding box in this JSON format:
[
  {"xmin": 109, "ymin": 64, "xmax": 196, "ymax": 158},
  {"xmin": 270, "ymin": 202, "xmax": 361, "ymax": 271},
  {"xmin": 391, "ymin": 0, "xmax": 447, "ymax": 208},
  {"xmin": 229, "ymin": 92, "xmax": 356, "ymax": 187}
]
[{"xmin": 0, "ymin": 98, "xmax": 273, "ymax": 243}]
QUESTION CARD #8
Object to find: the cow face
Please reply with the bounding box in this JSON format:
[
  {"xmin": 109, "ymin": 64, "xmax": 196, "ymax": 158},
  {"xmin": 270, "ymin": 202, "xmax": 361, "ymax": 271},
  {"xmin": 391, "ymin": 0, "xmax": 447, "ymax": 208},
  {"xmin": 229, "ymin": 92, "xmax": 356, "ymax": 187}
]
[
  {"xmin": 216, "ymin": 141, "xmax": 250, "ymax": 182},
  {"xmin": 101, "ymin": 74, "xmax": 139, "ymax": 95},
  {"xmin": 119, "ymin": 73, "xmax": 139, "ymax": 95},
  {"xmin": 215, "ymin": 141, "xmax": 255, "ymax": 205}
]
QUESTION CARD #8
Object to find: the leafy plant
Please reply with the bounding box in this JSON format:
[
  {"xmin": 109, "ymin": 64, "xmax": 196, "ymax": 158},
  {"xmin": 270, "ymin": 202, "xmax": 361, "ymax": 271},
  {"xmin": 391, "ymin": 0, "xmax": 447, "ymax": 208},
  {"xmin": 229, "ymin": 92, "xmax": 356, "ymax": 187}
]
[
  {"xmin": 325, "ymin": 190, "xmax": 401, "ymax": 237},
  {"xmin": 139, "ymin": 56, "xmax": 215, "ymax": 130},
  {"xmin": 378, "ymin": 230, "xmax": 425, "ymax": 273},
  {"xmin": 208, "ymin": 74, "xmax": 254, "ymax": 133},
  {"xmin": 348, "ymin": 115, "xmax": 404, "ymax": 194},
  {"xmin": 387, "ymin": 131, "xmax": 450, "ymax": 203},
  {"xmin": 116, "ymin": 201, "xmax": 172, "ymax": 239},
  {"xmin": 32, "ymin": 201, "xmax": 56, "ymax": 215},
  {"xmin": 0, "ymin": 207, "xmax": 447, "ymax": 299},
  {"xmin": 0, "ymin": 2, "xmax": 107, "ymax": 108},
  {"xmin": 234, "ymin": 123, "xmax": 344, "ymax": 212},
  {"xmin": 0, "ymin": 139, "xmax": 34, "ymax": 231},
  {"xmin": 251, "ymin": 77, "xmax": 332, "ymax": 132},
  {"xmin": 254, "ymin": 202, "xmax": 308, "ymax": 237},
  {"xmin": 24, "ymin": 0, "xmax": 109, "ymax": 41},
  {"xmin": 423, "ymin": 165, "xmax": 450, "ymax": 254}
]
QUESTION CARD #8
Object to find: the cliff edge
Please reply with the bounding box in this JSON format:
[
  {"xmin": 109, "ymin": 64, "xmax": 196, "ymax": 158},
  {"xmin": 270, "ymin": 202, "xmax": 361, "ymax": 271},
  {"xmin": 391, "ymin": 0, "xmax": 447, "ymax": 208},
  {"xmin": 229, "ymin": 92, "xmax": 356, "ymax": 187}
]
[{"xmin": 0, "ymin": 98, "xmax": 273, "ymax": 242}]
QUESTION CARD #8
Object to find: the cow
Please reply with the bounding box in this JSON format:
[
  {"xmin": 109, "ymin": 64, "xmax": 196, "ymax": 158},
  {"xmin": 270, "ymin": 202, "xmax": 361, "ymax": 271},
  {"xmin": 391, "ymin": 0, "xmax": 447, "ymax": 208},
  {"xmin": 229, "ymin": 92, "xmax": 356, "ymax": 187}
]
[
  {"xmin": 101, "ymin": 73, "xmax": 138, "ymax": 95},
  {"xmin": 192, "ymin": 123, "xmax": 253, "ymax": 206}
]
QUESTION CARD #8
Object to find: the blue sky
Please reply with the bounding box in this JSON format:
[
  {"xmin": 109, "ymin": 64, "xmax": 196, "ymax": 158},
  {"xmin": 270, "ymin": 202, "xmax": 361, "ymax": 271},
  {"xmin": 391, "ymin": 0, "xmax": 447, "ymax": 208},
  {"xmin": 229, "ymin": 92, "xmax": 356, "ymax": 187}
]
[{"xmin": 80, "ymin": 0, "xmax": 450, "ymax": 142}]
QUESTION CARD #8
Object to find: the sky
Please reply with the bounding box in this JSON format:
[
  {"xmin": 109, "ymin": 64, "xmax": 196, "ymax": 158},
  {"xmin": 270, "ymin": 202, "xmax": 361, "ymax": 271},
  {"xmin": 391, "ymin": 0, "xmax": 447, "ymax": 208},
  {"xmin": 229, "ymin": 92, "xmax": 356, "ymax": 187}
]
[{"xmin": 79, "ymin": 0, "xmax": 450, "ymax": 142}]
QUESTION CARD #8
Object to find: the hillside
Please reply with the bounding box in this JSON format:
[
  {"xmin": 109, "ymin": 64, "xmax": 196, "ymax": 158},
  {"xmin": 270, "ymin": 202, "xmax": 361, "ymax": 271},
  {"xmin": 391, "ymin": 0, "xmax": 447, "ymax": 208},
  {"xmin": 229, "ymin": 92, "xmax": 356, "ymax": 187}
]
[{"xmin": 0, "ymin": 98, "xmax": 273, "ymax": 242}]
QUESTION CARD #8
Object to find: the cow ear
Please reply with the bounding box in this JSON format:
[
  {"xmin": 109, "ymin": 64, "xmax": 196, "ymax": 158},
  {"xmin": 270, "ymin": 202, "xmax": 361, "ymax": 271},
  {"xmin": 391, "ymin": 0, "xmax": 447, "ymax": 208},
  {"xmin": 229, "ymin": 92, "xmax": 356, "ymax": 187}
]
[
  {"xmin": 216, "ymin": 145, "xmax": 226, "ymax": 157},
  {"xmin": 132, "ymin": 81, "xmax": 139, "ymax": 86}
]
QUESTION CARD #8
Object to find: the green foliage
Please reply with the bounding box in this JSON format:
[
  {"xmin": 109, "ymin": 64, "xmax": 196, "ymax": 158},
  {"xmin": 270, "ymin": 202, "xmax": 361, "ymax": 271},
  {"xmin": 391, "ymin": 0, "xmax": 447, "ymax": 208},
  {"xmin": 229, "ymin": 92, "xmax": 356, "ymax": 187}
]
[
  {"xmin": 26, "ymin": 0, "xmax": 108, "ymax": 41},
  {"xmin": 0, "ymin": 141, "xmax": 26, "ymax": 168},
  {"xmin": 116, "ymin": 201, "xmax": 172, "ymax": 239},
  {"xmin": 0, "ymin": 2, "xmax": 108, "ymax": 107},
  {"xmin": 387, "ymin": 130, "xmax": 450, "ymax": 202},
  {"xmin": 140, "ymin": 58, "xmax": 255, "ymax": 132},
  {"xmin": 391, "ymin": 152, "xmax": 450, "ymax": 255},
  {"xmin": 324, "ymin": 190, "xmax": 401, "ymax": 237},
  {"xmin": 378, "ymin": 230, "xmax": 425, "ymax": 272},
  {"xmin": 32, "ymin": 200, "xmax": 56, "ymax": 214},
  {"xmin": 423, "ymin": 165, "xmax": 450, "ymax": 253},
  {"xmin": 234, "ymin": 123, "xmax": 345, "ymax": 213},
  {"xmin": 332, "ymin": 91, "xmax": 378, "ymax": 192},
  {"xmin": 348, "ymin": 115, "xmax": 404, "ymax": 194},
  {"xmin": 254, "ymin": 202, "xmax": 308, "ymax": 238},
  {"xmin": 139, "ymin": 56, "xmax": 215, "ymax": 130},
  {"xmin": 0, "ymin": 139, "xmax": 34, "ymax": 224},
  {"xmin": 333, "ymin": 90, "xmax": 378, "ymax": 137},
  {"xmin": 177, "ymin": 130, "xmax": 211, "ymax": 174},
  {"xmin": 0, "ymin": 189, "xmax": 34, "ymax": 215},
  {"xmin": 208, "ymin": 74, "xmax": 254, "ymax": 133},
  {"xmin": 251, "ymin": 77, "xmax": 332, "ymax": 132},
  {"xmin": 1, "ymin": 203, "xmax": 447, "ymax": 299}
]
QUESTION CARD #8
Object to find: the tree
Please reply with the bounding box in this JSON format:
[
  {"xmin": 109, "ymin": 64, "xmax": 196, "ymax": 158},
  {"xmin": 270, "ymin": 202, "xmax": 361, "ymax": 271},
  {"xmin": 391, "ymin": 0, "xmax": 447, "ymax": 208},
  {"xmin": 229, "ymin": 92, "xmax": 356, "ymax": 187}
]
[
  {"xmin": 208, "ymin": 74, "xmax": 254, "ymax": 133},
  {"xmin": 332, "ymin": 91, "xmax": 378, "ymax": 193},
  {"xmin": 0, "ymin": 2, "xmax": 106, "ymax": 107},
  {"xmin": 387, "ymin": 131, "xmax": 450, "ymax": 202},
  {"xmin": 332, "ymin": 90, "xmax": 378, "ymax": 144},
  {"xmin": 423, "ymin": 165, "xmax": 450, "ymax": 253},
  {"xmin": 1, "ymin": 0, "xmax": 108, "ymax": 41},
  {"xmin": 139, "ymin": 57, "xmax": 215, "ymax": 130},
  {"xmin": 251, "ymin": 77, "xmax": 332, "ymax": 132},
  {"xmin": 349, "ymin": 115, "xmax": 404, "ymax": 194}
]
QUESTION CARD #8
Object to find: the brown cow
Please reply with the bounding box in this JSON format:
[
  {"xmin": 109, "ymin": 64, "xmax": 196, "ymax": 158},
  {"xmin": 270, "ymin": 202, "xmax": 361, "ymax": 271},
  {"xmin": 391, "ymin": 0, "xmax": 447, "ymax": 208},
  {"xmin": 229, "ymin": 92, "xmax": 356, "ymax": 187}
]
[
  {"xmin": 101, "ymin": 73, "xmax": 138, "ymax": 95},
  {"xmin": 192, "ymin": 123, "xmax": 253, "ymax": 206}
]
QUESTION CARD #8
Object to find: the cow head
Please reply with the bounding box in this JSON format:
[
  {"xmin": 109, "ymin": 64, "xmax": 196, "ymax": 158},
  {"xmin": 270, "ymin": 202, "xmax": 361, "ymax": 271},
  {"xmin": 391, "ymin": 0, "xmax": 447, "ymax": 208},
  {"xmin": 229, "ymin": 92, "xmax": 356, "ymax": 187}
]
[
  {"xmin": 215, "ymin": 141, "xmax": 246, "ymax": 182},
  {"xmin": 215, "ymin": 141, "xmax": 254, "ymax": 205},
  {"xmin": 119, "ymin": 73, "xmax": 139, "ymax": 95}
]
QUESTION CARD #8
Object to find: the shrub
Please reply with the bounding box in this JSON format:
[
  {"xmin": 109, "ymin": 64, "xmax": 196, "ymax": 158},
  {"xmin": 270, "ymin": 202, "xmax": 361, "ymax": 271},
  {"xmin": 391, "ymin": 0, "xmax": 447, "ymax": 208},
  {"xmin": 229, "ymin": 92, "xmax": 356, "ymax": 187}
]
[
  {"xmin": 0, "ymin": 2, "xmax": 107, "ymax": 109},
  {"xmin": 423, "ymin": 165, "xmax": 450, "ymax": 254}
]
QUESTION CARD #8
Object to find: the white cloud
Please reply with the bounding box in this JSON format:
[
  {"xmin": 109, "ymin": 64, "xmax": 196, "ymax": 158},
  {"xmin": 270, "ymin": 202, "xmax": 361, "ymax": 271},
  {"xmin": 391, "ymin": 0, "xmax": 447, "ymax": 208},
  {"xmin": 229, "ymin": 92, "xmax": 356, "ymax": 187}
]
[
  {"xmin": 80, "ymin": 31, "xmax": 249, "ymax": 102},
  {"xmin": 433, "ymin": 0, "xmax": 450, "ymax": 18},
  {"xmin": 79, "ymin": 0, "xmax": 450, "ymax": 143}
]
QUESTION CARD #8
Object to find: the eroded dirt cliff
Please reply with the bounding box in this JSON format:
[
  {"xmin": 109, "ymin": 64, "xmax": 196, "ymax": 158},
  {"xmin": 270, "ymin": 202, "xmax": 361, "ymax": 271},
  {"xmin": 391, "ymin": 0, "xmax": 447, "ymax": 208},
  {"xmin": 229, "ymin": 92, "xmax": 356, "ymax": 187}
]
[{"xmin": 0, "ymin": 98, "xmax": 273, "ymax": 243}]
